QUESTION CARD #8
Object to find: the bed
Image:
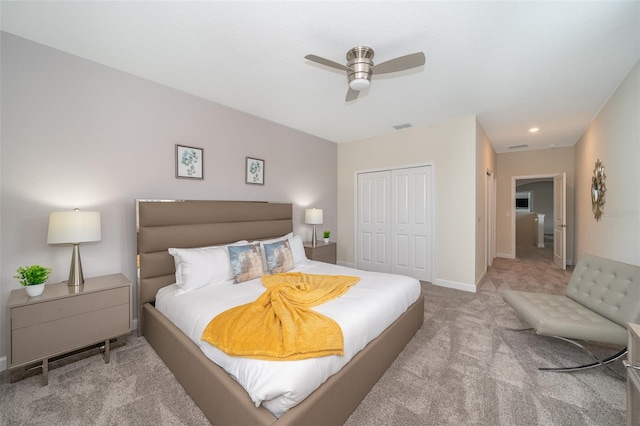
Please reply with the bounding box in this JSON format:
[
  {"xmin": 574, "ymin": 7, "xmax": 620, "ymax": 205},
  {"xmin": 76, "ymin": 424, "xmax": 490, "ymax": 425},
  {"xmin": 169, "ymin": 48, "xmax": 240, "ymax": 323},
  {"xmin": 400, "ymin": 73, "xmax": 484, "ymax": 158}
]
[{"xmin": 136, "ymin": 199, "xmax": 425, "ymax": 425}]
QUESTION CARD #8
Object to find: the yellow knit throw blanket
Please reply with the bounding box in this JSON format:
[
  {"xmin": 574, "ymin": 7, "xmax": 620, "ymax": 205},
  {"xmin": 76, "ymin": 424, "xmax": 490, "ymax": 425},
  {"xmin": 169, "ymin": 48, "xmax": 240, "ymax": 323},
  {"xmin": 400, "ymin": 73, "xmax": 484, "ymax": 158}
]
[{"xmin": 200, "ymin": 272, "xmax": 360, "ymax": 361}]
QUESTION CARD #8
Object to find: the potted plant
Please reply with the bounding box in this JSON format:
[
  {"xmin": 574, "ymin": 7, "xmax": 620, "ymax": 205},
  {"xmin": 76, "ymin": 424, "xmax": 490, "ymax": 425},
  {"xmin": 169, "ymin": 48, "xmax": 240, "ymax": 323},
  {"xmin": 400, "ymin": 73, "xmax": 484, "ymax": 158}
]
[
  {"xmin": 323, "ymin": 230, "xmax": 331, "ymax": 244},
  {"xmin": 14, "ymin": 265, "xmax": 52, "ymax": 297}
]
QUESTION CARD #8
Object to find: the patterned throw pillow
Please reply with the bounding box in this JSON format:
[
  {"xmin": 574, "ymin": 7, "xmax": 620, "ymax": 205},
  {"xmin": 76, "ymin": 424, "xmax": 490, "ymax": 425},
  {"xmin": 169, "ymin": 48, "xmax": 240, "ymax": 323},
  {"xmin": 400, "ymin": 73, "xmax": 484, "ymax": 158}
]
[
  {"xmin": 263, "ymin": 240, "xmax": 294, "ymax": 274},
  {"xmin": 228, "ymin": 244, "xmax": 264, "ymax": 283}
]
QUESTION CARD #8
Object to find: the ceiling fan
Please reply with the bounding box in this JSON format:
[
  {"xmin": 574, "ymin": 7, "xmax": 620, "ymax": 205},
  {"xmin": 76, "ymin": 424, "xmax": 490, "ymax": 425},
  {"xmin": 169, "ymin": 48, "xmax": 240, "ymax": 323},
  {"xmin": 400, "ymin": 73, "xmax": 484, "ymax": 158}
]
[{"xmin": 305, "ymin": 46, "xmax": 425, "ymax": 101}]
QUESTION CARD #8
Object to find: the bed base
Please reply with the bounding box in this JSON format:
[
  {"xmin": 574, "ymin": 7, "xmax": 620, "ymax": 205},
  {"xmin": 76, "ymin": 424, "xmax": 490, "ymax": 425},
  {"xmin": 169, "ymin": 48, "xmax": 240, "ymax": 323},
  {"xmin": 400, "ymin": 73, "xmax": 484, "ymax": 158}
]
[
  {"xmin": 143, "ymin": 293, "xmax": 424, "ymax": 426},
  {"xmin": 136, "ymin": 199, "xmax": 425, "ymax": 425}
]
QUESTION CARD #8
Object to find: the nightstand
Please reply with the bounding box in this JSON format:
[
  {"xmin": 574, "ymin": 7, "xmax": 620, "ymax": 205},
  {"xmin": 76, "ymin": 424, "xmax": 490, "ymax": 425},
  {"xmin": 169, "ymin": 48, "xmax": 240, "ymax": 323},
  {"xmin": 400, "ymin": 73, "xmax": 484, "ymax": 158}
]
[
  {"xmin": 6, "ymin": 273, "xmax": 132, "ymax": 385},
  {"xmin": 304, "ymin": 241, "xmax": 337, "ymax": 264}
]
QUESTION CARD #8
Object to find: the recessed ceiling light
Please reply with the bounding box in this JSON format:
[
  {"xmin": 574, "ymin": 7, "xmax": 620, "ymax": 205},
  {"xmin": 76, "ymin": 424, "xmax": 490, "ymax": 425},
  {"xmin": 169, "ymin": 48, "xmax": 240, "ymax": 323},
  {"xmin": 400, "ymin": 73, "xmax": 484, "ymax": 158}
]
[{"xmin": 529, "ymin": 127, "xmax": 539, "ymax": 133}]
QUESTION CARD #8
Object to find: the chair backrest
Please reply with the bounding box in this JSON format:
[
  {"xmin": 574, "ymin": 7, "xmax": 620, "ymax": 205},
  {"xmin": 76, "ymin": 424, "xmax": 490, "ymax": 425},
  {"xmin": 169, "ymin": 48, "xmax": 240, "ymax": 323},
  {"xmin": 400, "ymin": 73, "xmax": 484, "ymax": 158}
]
[{"xmin": 566, "ymin": 254, "xmax": 640, "ymax": 328}]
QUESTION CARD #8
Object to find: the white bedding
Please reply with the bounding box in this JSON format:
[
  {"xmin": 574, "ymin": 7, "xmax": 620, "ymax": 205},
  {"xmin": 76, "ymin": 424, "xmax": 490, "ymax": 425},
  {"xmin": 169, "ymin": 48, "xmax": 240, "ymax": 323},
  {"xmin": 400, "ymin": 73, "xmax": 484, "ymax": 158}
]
[{"xmin": 155, "ymin": 260, "xmax": 421, "ymax": 418}]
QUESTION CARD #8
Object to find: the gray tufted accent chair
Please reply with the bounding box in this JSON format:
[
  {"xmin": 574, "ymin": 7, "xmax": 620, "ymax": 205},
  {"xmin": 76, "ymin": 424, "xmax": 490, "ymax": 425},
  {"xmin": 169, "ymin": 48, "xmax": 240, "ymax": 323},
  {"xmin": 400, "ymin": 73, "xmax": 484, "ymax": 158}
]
[{"xmin": 503, "ymin": 254, "xmax": 640, "ymax": 372}]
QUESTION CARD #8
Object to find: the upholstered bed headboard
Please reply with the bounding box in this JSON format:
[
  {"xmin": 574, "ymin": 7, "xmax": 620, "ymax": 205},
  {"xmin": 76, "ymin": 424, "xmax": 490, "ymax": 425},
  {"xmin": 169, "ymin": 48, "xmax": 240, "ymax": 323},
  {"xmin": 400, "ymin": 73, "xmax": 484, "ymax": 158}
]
[{"xmin": 136, "ymin": 199, "xmax": 293, "ymax": 309}]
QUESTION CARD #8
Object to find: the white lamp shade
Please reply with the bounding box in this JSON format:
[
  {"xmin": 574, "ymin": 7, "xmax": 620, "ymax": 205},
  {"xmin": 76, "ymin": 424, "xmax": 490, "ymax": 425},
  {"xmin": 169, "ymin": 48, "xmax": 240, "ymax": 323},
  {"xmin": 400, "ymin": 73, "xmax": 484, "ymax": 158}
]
[
  {"xmin": 305, "ymin": 208, "xmax": 323, "ymax": 225},
  {"xmin": 47, "ymin": 210, "xmax": 102, "ymax": 244}
]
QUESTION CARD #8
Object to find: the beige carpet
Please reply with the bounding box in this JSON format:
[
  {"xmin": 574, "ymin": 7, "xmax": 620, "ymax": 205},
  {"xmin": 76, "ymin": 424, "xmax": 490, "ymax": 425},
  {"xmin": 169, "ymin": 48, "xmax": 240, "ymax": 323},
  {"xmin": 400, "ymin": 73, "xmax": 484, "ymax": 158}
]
[
  {"xmin": 0, "ymin": 245, "xmax": 627, "ymax": 425},
  {"xmin": 345, "ymin": 244, "xmax": 626, "ymax": 425}
]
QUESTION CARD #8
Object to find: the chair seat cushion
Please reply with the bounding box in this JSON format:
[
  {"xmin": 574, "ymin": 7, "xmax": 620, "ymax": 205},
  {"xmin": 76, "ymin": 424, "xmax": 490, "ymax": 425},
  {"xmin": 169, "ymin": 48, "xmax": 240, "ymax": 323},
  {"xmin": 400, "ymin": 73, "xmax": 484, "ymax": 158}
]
[{"xmin": 503, "ymin": 290, "xmax": 627, "ymax": 346}]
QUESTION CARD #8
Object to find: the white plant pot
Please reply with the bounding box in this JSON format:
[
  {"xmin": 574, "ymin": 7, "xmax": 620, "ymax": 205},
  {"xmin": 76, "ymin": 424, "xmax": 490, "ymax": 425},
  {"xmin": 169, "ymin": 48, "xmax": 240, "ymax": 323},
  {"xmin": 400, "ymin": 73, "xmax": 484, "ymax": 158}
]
[
  {"xmin": 25, "ymin": 283, "xmax": 45, "ymax": 297},
  {"xmin": 324, "ymin": 238, "xmax": 330, "ymax": 244}
]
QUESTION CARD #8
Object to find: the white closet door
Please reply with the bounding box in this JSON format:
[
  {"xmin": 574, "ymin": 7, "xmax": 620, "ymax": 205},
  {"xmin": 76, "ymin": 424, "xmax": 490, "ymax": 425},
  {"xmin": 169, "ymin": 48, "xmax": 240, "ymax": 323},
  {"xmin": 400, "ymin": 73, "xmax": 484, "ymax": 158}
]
[
  {"xmin": 357, "ymin": 171, "xmax": 392, "ymax": 273},
  {"xmin": 391, "ymin": 166, "xmax": 433, "ymax": 281}
]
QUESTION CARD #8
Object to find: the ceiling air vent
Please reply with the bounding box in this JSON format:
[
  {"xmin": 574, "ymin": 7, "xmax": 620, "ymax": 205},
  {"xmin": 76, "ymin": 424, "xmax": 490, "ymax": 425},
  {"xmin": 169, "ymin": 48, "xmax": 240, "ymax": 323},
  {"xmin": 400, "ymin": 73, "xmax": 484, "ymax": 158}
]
[
  {"xmin": 393, "ymin": 123, "xmax": 412, "ymax": 130},
  {"xmin": 508, "ymin": 144, "xmax": 528, "ymax": 150}
]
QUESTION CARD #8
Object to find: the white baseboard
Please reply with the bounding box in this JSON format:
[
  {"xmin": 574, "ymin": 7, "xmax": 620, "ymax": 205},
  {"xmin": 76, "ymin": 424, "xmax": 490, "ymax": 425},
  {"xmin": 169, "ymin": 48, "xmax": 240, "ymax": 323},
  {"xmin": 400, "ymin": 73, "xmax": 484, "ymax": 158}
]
[
  {"xmin": 337, "ymin": 261, "xmax": 356, "ymax": 269},
  {"xmin": 497, "ymin": 252, "xmax": 515, "ymax": 259},
  {"xmin": 434, "ymin": 278, "xmax": 477, "ymax": 293},
  {"xmin": 475, "ymin": 270, "xmax": 487, "ymax": 287}
]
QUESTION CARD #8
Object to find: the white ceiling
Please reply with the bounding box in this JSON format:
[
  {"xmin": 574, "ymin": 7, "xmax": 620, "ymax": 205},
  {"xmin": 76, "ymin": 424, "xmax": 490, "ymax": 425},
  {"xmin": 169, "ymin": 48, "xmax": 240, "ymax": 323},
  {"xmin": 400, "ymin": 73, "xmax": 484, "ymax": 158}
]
[{"xmin": 1, "ymin": 1, "xmax": 639, "ymax": 153}]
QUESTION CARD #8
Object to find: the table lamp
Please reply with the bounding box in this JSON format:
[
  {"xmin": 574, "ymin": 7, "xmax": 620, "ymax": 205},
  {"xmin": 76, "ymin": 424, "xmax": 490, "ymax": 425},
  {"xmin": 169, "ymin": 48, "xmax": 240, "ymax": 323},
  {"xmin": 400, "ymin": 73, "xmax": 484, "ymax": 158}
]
[
  {"xmin": 305, "ymin": 208, "xmax": 323, "ymax": 247},
  {"xmin": 47, "ymin": 209, "xmax": 101, "ymax": 289}
]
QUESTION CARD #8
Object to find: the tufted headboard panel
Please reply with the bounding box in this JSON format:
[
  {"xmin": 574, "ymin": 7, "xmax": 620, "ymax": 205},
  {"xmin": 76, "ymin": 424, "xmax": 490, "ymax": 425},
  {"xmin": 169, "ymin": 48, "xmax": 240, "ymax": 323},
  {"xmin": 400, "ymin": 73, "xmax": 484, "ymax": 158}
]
[{"xmin": 136, "ymin": 199, "xmax": 293, "ymax": 309}]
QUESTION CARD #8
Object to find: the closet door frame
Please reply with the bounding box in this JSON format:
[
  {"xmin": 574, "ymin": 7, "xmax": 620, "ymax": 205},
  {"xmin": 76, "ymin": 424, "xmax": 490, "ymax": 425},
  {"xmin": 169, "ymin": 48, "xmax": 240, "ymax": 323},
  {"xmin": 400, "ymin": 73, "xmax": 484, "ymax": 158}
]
[{"xmin": 355, "ymin": 162, "xmax": 435, "ymax": 283}]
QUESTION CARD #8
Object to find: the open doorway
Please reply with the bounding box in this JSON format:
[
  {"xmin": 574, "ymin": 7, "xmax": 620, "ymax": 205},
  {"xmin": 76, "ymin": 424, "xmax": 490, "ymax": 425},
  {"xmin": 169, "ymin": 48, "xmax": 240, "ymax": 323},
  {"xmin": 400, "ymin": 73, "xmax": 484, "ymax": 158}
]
[{"xmin": 511, "ymin": 174, "xmax": 566, "ymax": 268}]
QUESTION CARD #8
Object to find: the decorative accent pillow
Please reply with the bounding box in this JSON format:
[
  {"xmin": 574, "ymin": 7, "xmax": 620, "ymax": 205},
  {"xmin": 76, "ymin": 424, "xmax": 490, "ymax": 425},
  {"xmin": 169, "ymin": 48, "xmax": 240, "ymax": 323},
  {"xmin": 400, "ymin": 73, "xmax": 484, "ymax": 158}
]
[
  {"xmin": 256, "ymin": 232, "xmax": 294, "ymax": 272},
  {"xmin": 228, "ymin": 244, "xmax": 264, "ymax": 283},
  {"xmin": 168, "ymin": 242, "xmax": 248, "ymax": 294},
  {"xmin": 288, "ymin": 235, "xmax": 308, "ymax": 266},
  {"xmin": 264, "ymin": 240, "xmax": 295, "ymax": 274}
]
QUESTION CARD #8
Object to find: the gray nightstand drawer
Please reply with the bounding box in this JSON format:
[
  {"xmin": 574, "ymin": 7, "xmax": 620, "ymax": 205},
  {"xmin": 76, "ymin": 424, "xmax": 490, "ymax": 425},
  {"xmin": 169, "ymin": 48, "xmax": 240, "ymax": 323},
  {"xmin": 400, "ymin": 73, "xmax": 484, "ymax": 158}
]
[
  {"xmin": 11, "ymin": 304, "xmax": 130, "ymax": 366},
  {"xmin": 304, "ymin": 242, "xmax": 337, "ymax": 264},
  {"xmin": 11, "ymin": 286, "xmax": 129, "ymax": 330}
]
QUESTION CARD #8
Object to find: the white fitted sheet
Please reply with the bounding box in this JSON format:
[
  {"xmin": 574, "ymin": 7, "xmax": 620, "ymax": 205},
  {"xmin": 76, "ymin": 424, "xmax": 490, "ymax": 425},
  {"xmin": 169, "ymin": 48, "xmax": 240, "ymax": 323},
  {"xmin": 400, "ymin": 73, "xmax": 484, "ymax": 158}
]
[{"xmin": 155, "ymin": 260, "xmax": 421, "ymax": 418}]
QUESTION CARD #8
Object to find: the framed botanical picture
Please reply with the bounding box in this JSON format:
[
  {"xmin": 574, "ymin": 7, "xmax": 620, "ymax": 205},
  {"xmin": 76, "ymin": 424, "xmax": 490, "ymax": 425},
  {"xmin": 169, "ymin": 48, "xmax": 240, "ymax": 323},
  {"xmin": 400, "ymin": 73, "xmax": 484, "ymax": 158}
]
[
  {"xmin": 176, "ymin": 144, "xmax": 203, "ymax": 179},
  {"xmin": 245, "ymin": 157, "xmax": 265, "ymax": 185}
]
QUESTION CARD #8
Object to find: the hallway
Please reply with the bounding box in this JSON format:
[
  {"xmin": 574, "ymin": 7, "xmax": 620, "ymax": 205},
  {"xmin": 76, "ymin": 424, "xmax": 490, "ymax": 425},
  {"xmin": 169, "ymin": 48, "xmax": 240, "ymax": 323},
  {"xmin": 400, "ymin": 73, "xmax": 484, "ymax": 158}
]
[{"xmin": 479, "ymin": 239, "xmax": 572, "ymax": 295}]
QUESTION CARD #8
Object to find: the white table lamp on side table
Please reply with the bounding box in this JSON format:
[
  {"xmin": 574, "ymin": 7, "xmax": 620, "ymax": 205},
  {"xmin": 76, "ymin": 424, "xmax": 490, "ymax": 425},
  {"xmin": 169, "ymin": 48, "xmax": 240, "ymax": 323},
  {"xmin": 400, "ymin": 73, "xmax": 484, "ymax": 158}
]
[
  {"xmin": 305, "ymin": 208, "xmax": 323, "ymax": 247},
  {"xmin": 47, "ymin": 209, "xmax": 101, "ymax": 290}
]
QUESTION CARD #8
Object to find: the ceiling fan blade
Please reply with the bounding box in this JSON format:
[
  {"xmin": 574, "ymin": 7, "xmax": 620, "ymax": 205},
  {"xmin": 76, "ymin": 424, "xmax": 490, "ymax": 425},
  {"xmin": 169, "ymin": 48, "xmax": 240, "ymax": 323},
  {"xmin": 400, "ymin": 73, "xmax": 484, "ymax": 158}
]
[
  {"xmin": 372, "ymin": 52, "xmax": 425, "ymax": 75},
  {"xmin": 305, "ymin": 54, "xmax": 351, "ymax": 72},
  {"xmin": 345, "ymin": 87, "xmax": 359, "ymax": 102}
]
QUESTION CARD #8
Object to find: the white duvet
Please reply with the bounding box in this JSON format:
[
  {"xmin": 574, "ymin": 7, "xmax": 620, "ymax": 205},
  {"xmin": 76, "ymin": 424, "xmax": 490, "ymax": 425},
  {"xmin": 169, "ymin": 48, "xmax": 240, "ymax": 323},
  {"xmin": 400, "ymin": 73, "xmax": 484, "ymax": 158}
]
[{"xmin": 155, "ymin": 260, "xmax": 421, "ymax": 418}]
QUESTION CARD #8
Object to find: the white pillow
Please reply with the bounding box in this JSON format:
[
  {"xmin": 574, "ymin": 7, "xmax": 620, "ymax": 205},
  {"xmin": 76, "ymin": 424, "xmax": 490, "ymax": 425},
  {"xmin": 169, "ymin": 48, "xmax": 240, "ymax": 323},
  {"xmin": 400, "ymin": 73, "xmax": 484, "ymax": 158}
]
[
  {"xmin": 256, "ymin": 232, "xmax": 294, "ymax": 272},
  {"xmin": 168, "ymin": 240, "xmax": 248, "ymax": 294},
  {"xmin": 288, "ymin": 235, "xmax": 308, "ymax": 266}
]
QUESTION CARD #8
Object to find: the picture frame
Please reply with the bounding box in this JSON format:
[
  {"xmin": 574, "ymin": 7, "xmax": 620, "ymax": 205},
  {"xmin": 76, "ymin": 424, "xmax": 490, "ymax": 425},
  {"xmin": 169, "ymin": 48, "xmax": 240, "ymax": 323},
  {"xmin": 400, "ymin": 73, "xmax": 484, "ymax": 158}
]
[
  {"xmin": 245, "ymin": 157, "xmax": 265, "ymax": 185},
  {"xmin": 176, "ymin": 144, "xmax": 203, "ymax": 179}
]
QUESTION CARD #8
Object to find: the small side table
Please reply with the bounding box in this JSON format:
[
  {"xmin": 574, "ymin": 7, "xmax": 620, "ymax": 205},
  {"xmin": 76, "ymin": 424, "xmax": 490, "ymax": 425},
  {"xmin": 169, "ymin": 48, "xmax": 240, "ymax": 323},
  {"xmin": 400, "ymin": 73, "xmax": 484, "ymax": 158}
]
[
  {"xmin": 6, "ymin": 273, "xmax": 132, "ymax": 385},
  {"xmin": 626, "ymin": 323, "xmax": 640, "ymax": 426},
  {"xmin": 304, "ymin": 241, "xmax": 337, "ymax": 264}
]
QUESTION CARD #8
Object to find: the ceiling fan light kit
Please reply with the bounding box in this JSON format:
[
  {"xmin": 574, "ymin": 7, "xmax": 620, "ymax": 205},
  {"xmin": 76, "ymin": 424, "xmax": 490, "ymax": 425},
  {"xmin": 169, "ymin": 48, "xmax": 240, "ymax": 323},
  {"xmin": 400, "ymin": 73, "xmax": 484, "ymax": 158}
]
[
  {"xmin": 347, "ymin": 46, "xmax": 374, "ymax": 91},
  {"xmin": 349, "ymin": 78, "xmax": 370, "ymax": 91},
  {"xmin": 305, "ymin": 46, "xmax": 425, "ymax": 101}
]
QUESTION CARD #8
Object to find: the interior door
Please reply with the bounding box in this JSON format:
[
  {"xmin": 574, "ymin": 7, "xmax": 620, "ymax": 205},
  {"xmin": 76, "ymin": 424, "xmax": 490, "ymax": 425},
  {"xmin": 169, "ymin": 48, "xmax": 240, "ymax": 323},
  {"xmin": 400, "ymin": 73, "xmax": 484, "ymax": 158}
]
[
  {"xmin": 391, "ymin": 166, "xmax": 433, "ymax": 281},
  {"xmin": 357, "ymin": 171, "xmax": 391, "ymax": 273},
  {"xmin": 553, "ymin": 173, "xmax": 567, "ymax": 269},
  {"xmin": 486, "ymin": 172, "xmax": 493, "ymax": 268}
]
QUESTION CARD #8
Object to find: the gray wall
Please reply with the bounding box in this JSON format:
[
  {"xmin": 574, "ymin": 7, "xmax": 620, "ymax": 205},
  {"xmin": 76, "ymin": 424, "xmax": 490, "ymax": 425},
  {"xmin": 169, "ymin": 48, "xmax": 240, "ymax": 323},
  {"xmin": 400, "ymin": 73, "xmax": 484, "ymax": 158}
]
[
  {"xmin": 574, "ymin": 60, "xmax": 640, "ymax": 265},
  {"xmin": 0, "ymin": 33, "xmax": 337, "ymax": 365},
  {"xmin": 338, "ymin": 115, "xmax": 479, "ymax": 292},
  {"xmin": 495, "ymin": 147, "xmax": 574, "ymax": 262}
]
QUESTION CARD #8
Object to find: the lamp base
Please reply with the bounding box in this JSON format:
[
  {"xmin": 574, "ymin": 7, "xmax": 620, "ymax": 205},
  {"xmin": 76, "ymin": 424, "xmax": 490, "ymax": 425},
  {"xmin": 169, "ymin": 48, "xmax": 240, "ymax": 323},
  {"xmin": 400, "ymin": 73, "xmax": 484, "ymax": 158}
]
[
  {"xmin": 68, "ymin": 243, "xmax": 85, "ymax": 289},
  {"xmin": 311, "ymin": 224, "xmax": 317, "ymax": 247}
]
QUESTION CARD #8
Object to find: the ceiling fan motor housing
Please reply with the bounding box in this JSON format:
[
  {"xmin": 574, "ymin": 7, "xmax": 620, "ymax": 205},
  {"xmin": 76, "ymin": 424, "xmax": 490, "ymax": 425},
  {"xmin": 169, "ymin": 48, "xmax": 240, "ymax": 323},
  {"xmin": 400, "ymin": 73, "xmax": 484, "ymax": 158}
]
[{"xmin": 347, "ymin": 46, "xmax": 374, "ymax": 90}]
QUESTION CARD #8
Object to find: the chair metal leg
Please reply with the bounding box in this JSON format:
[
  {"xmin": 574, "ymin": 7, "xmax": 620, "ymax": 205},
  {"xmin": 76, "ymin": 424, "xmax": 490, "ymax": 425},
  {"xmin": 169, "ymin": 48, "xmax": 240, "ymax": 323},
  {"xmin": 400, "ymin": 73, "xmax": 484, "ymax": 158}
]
[
  {"xmin": 504, "ymin": 327, "xmax": 534, "ymax": 332},
  {"xmin": 538, "ymin": 335, "xmax": 627, "ymax": 376}
]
